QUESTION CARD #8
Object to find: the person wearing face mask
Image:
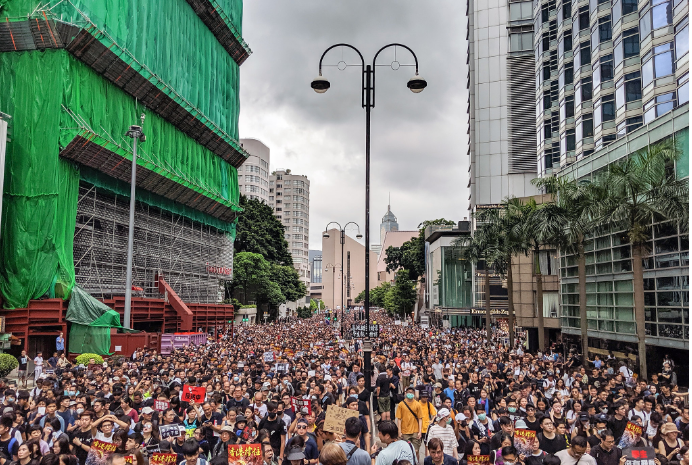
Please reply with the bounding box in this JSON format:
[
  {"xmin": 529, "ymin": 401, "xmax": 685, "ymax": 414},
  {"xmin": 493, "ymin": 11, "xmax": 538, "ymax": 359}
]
[
  {"xmin": 471, "ymin": 404, "xmax": 493, "ymax": 455},
  {"xmin": 426, "ymin": 409, "xmax": 459, "ymax": 459},
  {"xmin": 258, "ymin": 402, "xmax": 286, "ymax": 462},
  {"xmin": 395, "ymin": 386, "xmax": 423, "ymax": 456}
]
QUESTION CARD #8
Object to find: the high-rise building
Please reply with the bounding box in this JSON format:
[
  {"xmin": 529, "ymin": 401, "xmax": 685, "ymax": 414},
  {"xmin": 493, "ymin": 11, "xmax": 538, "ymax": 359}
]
[
  {"xmin": 239, "ymin": 139, "xmax": 271, "ymax": 203},
  {"xmin": 380, "ymin": 204, "xmax": 400, "ymax": 247},
  {"xmin": 309, "ymin": 250, "xmax": 323, "ymax": 301},
  {"xmin": 269, "ymin": 169, "xmax": 311, "ymax": 299},
  {"xmin": 535, "ymin": 0, "xmax": 689, "ymax": 173},
  {"xmin": 467, "ymin": 0, "xmax": 540, "ymax": 214}
]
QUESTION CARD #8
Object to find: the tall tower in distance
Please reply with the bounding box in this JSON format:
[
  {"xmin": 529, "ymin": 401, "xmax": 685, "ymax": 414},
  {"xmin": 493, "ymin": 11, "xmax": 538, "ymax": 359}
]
[{"xmin": 380, "ymin": 197, "xmax": 400, "ymax": 247}]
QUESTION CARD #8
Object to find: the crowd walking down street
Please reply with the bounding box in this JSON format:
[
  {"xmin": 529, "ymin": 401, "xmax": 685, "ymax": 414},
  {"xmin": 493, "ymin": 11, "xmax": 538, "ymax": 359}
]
[{"xmin": 0, "ymin": 309, "xmax": 686, "ymax": 465}]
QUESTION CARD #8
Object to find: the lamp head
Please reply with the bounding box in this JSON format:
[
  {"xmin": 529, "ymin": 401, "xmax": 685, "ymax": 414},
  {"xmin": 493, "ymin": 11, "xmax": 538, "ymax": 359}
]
[
  {"xmin": 407, "ymin": 74, "xmax": 427, "ymax": 93},
  {"xmin": 323, "ymin": 231, "xmax": 330, "ymax": 239},
  {"xmin": 356, "ymin": 233, "xmax": 363, "ymax": 239},
  {"xmin": 311, "ymin": 75, "xmax": 331, "ymax": 93}
]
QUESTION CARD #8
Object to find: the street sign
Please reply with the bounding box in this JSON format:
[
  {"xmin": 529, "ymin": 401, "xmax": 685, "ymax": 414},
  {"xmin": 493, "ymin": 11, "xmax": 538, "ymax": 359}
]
[{"xmin": 351, "ymin": 324, "xmax": 380, "ymax": 339}]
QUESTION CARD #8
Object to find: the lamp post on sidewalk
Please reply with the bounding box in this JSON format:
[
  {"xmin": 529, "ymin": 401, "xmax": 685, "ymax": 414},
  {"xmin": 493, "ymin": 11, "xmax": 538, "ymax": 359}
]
[
  {"xmin": 123, "ymin": 114, "xmax": 146, "ymax": 330},
  {"xmin": 324, "ymin": 222, "xmax": 362, "ymax": 337},
  {"xmin": 312, "ymin": 43, "xmax": 426, "ymax": 386}
]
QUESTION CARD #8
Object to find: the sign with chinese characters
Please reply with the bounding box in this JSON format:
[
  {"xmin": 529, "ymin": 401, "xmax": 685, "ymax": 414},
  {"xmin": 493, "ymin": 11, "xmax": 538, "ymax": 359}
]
[
  {"xmin": 181, "ymin": 385, "xmax": 206, "ymax": 403},
  {"xmin": 85, "ymin": 440, "xmax": 117, "ymax": 465},
  {"xmin": 618, "ymin": 422, "xmax": 644, "ymax": 449},
  {"xmin": 467, "ymin": 456, "xmax": 491, "ymax": 464},
  {"xmin": 206, "ymin": 263, "xmax": 232, "ymax": 276},
  {"xmin": 351, "ymin": 324, "xmax": 380, "ymax": 339},
  {"xmin": 624, "ymin": 448, "xmax": 657, "ymax": 465},
  {"xmin": 290, "ymin": 397, "xmax": 312, "ymax": 415},
  {"xmin": 154, "ymin": 400, "xmax": 170, "ymax": 411},
  {"xmin": 228, "ymin": 444, "xmax": 262, "ymax": 465},
  {"xmin": 150, "ymin": 453, "xmax": 178, "ymax": 465},
  {"xmin": 514, "ymin": 429, "xmax": 536, "ymax": 456}
]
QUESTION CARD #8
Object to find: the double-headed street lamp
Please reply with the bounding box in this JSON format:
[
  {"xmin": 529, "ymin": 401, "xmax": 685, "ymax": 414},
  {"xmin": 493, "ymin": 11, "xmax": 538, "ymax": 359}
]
[
  {"xmin": 323, "ymin": 222, "xmax": 362, "ymax": 337},
  {"xmin": 312, "ymin": 43, "xmax": 426, "ymax": 387}
]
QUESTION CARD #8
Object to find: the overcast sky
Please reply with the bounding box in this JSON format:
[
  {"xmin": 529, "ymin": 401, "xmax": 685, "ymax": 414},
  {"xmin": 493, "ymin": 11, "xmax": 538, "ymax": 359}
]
[{"xmin": 239, "ymin": 1, "xmax": 468, "ymax": 251}]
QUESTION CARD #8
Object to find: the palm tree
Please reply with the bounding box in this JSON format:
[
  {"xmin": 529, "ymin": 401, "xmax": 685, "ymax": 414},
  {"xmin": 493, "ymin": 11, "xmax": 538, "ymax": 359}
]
[
  {"xmin": 594, "ymin": 138, "xmax": 688, "ymax": 376},
  {"xmin": 457, "ymin": 220, "xmax": 501, "ymax": 344},
  {"xmin": 518, "ymin": 198, "xmax": 568, "ymax": 352},
  {"xmin": 475, "ymin": 198, "xmax": 528, "ymax": 349},
  {"xmin": 533, "ymin": 177, "xmax": 607, "ymax": 362}
]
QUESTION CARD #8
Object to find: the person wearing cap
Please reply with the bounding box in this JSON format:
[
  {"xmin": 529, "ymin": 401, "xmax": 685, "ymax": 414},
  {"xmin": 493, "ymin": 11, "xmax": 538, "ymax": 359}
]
[
  {"xmin": 419, "ymin": 389, "xmax": 438, "ymax": 452},
  {"xmin": 285, "ymin": 442, "xmax": 306, "ymax": 465},
  {"xmin": 426, "ymin": 408, "xmax": 459, "ymax": 458},
  {"xmin": 432, "ymin": 382, "xmax": 445, "ymax": 409},
  {"xmin": 396, "ymin": 386, "xmax": 424, "ymax": 453},
  {"xmin": 658, "ymin": 422, "xmax": 684, "ymax": 463},
  {"xmin": 284, "ymin": 419, "xmax": 318, "ymax": 465},
  {"xmin": 211, "ymin": 425, "xmax": 235, "ymax": 459}
]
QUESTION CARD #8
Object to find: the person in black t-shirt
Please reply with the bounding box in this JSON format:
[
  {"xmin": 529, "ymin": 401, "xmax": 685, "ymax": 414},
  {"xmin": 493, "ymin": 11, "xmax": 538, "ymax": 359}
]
[
  {"xmin": 0, "ymin": 417, "xmax": 18, "ymax": 462},
  {"xmin": 71, "ymin": 411, "xmax": 95, "ymax": 465},
  {"xmin": 537, "ymin": 416, "xmax": 567, "ymax": 454},
  {"xmin": 376, "ymin": 367, "xmax": 394, "ymax": 421},
  {"xmin": 258, "ymin": 402, "xmax": 287, "ymax": 461}
]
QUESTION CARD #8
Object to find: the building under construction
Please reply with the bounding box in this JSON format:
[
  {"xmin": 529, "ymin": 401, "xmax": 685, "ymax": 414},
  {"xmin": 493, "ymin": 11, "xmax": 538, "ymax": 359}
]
[{"xmin": 0, "ymin": 0, "xmax": 251, "ymax": 354}]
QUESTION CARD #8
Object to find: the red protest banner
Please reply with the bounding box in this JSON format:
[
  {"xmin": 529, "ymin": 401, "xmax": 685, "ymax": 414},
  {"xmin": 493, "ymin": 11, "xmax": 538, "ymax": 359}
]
[
  {"xmin": 149, "ymin": 454, "xmax": 178, "ymax": 465},
  {"xmin": 85, "ymin": 440, "xmax": 117, "ymax": 465},
  {"xmin": 154, "ymin": 400, "xmax": 170, "ymax": 411},
  {"xmin": 228, "ymin": 444, "xmax": 262, "ymax": 465},
  {"xmin": 514, "ymin": 429, "xmax": 536, "ymax": 457},
  {"xmin": 181, "ymin": 384, "xmax": 206, "ymax": 403},
  {"xmin": 124, "ymin": 457, "xmax": 133, "ymax": 465},
  {"xmin": 290, "ymin": 397, "xmax": 312, "ymax": 415}
]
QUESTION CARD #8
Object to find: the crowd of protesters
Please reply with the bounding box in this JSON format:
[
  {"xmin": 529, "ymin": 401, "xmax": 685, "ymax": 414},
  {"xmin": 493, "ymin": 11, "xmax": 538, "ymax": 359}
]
[{"xmin": 0, "ymin": 309, "xmax": 685, "ymax": 465}]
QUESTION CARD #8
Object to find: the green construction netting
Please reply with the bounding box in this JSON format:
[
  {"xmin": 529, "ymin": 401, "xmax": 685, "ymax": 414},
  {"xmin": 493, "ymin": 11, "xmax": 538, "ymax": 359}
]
[
  {"xmin": 67, "ymin": 285, "xmax": 123, "ymax": 356},
  {"xmin": 0, "ymin": 50, "xmax": 239, "ymax": 309},
  {"xmin": 4, "ymin": 0, "xmax": 243, "ymax": 139}
]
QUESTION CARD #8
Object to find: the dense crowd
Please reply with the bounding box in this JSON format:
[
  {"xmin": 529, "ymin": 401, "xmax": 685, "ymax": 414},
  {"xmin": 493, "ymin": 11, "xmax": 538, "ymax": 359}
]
[{"xmin": 0, "ymin": 309, "xmax": 686, "ymax": 465}]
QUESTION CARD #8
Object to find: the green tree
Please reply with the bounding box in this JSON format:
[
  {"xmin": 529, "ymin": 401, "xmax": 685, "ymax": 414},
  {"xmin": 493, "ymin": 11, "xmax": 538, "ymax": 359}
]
[
  {"xmin": 271, "ymin": 264, "xmax": 307, "ymax": 303},
  {"xmin": 309, "ymin": 299, "xmax": 325, "ymax": 312},
  {"xmin": 228, "ymin": 252, "xmax": 272, "ymax": 304},
  {"xmin": 384, "ymin": 219, "xmax": 455, "ymax": 281},
  {"xmin": 383, "ymin": 270, "xmax": 417, "ymax": 317},
  {"xmin": 593, "ymin": 138, "xmax": 688, "ymax": 376},
  {"xmin": 234, "ymin": 195, "xmax": 293, "ymax": 266},
  {"xmin": 297, "ymin": 306, "xmax": 312, "ymax": 319},
  {"xmin": 354, "ymin": 282, "xmax": 391, "ymax": 307}
]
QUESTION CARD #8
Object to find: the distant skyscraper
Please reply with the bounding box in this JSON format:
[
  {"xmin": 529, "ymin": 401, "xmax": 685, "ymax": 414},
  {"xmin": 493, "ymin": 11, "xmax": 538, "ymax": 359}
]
[
  {"xmin": 269, "ymin": 169, "xmax": 310, "ymax": 298},
  {"xmin": 380, "ymin": 203, "xmax": 399, "ymax": 248}
]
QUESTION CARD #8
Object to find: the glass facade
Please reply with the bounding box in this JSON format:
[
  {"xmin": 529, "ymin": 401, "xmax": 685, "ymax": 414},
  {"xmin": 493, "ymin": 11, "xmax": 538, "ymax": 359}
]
[
  {"xmin": 535, "ymin": 0, "xmax": 689, "ymax": 176},
  {"xmin": 558, "ymin": 126, "xmax": 689, "ymax": 349},
  {"xmin": 430, "ymin": 246, "xmax": 474, "ymax": 309}
]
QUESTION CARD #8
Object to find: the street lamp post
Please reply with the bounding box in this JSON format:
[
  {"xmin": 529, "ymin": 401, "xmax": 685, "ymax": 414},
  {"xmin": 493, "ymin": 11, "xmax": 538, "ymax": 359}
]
[
  {"xmin": 312, "ymin": 43, "xmax": 426, "ymax": 387},
  {"xmin": 123, "ymin": 114, "xmax": 146, "ymax": 330},
  {"xmin": 324, "ymin": 222, "xmax": 362, "ymax": 338}
]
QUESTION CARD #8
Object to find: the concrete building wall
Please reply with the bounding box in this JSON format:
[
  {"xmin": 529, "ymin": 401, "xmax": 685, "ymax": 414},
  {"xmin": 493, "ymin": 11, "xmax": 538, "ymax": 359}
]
[
  {"xmin": 321, "ymin": 228, "xmax": 378, "ymax": 310},
  {"xmin": 238, "ymin": 138, "xmax": 270, "ymax": 203}
]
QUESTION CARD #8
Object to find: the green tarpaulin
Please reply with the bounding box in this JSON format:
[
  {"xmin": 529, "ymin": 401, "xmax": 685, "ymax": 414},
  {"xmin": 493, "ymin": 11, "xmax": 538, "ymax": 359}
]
[{"xmin": 67, "ymin": 286, "xmax": 122, "ymax": 355}]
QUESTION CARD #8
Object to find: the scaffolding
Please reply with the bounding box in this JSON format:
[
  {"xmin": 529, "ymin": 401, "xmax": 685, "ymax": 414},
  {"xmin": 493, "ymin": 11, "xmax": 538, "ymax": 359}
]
[{"xmin": 74, "ymin": 182, "xmax": 233, "ymax": 304}]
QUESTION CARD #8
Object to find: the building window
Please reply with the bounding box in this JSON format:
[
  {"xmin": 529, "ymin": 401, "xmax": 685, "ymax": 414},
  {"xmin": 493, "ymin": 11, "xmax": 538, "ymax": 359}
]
[
  {"xmin": 641, "ymin": 0, "xmax": 673, "ymax": 39},
  {"xmin": 612, "ymin": 0, "xmax": 638, "ymax": 24},
  {"xmin": 613, "ymin": 28, "xmax": 640, "ymax": 68},
  {"xmin": 509, "ymin": 1, "xmax": 533, "ymax": 20},
  {"xmin": 560, "ymin": 95, "xmax": 575, "ymax": 121},
  {"xmin": 643, "ymin": 92, "xmax": 677, "ymax": 124},
  {"xmin": 590, "ymin": 0, "xmax": 610, "ymax": 13},
  {"xmin": 573, "ymin": 6, "xmax": 590, "ymax": 42},
  {"xmin": 574, "ymin": 41, "xmax": 590, "ymax": 69},
  {"xmin": 591, "ymin": 15, "xmax": 612, "ymax": 50},
  {"xmin": 576, "ymin": 113, "xmax": 594, "ymax": 140},
  {"xmin": 678, "ymin": 72, "xmax": 689, "ymax": 104},
  {"xmin": 510, "ymin": 32, "xmax": 533, "ymax": 51},
  {"xmin": 559, "ymin": 64, "xmax": 574, "ymax": 89},
  {"xmin": 561, "ymin": 128, "xmax": 576, "ymax": 153},
  {"xmin": 675, "ymin": 20, "xmax": 689, "ymax": 61},
  {"xmin": 575, "ymin": 77, "xmax": 593, "ymax": 107},
  {"xmin": 642, "ymin": 42, "xmax": 675, "ymax": 88},
  {"xmin": 593, "ymin": 54, "xmax": 614, "ymax": 91},
  {"xmin": 615, "ymin": 71, "xmax": 643, "ymax": 108},
  {"xmin": 594, "ymin": 93, "xmax": 615, "ymax": 128},
  {"xmin": 616, "ymin": 116, "xmax": 643, "ymax": 137}
]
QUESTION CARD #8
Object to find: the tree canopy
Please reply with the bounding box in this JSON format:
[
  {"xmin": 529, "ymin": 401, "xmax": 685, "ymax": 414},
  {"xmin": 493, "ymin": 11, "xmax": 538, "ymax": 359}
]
[{"xmin": 234, "ymin": 195, "xmax": 293, "ymax": 266}]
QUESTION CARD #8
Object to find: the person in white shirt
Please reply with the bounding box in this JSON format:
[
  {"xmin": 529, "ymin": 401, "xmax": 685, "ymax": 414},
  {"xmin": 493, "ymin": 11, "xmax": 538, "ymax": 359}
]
[
  {"xmin": 426, "ymin": 408, "xmax": 459, "ymax": 458},
  {"xmin": 33, "ymin": 353, "xmax": 43, "ymax": 381}
]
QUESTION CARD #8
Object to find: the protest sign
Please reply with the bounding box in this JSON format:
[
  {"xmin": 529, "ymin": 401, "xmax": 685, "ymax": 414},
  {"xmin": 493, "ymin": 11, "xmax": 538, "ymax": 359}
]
[
  {"xmin": 154, "ymin": 400, "xmax": 170, "ymax": 411},
  {"xmin": 290, "ymin": 397, "xmax": 312, "ymax": 415},
  {"xmin": 149, "ymin": 454, "xmax": 178, "ymax": 465},
  {"xmin": 181, "ymin": 385, "xmax": 206, "ymax": 403},
  {"xmin": 514, "ymin": 429, "xmax": 536, "ymax": 456},
  {"xmin": 159, "ymin": 424, "xmax": 185, "ymax": 440},
  {"xmin": 85, "ymin": 440, "xmax": 117, "ymax": 465},
  {"xmin": 263, "ymin": 351, "xmax": 274, "ymax": 362},
  {"xmin": 467, "ymin": 457, "xmax": 491, "ymax": 464},
  {"xmin": 124, "ymin": 457, "xmax": 133, "ymax": 465},
  {"xmin": 618, "ymin": 422, "xmax": 644, "ymax": 449},
  {"xmin": 228, "ymin": 444, "xmax": 262, "ymax": 465},
  {"xmin": 623, "ymin": 448, "xmax": 657, "ymax": 465},
  {"xmin": 275, "ymin": 363, "xmax": 289, "ymax": 373},
  {"xmin": 323, "ymin": 405, "xmax": 359, "ymax": 434}
]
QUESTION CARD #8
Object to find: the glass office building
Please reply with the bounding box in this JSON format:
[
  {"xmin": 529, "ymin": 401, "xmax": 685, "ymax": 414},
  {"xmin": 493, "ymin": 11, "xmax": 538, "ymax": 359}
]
[{"xmin": 534, "ymin": 0, "xmax": 688, "ymax": 176}]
